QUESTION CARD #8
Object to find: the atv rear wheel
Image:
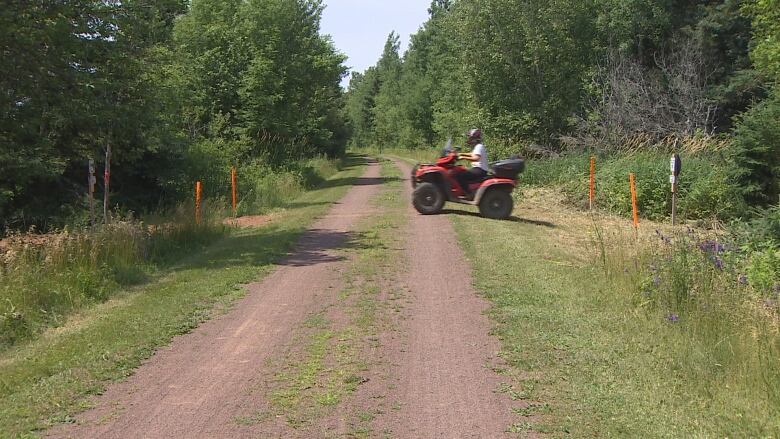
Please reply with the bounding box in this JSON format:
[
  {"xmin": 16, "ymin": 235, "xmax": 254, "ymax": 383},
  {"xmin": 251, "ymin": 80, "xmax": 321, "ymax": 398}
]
[
  {"xmin": 412, "ymin": 182, "xmax": 444, "ymax": 215},
  {"xmin": 479, "ymin": 188, "xmax": 513, "ymax": 219}
]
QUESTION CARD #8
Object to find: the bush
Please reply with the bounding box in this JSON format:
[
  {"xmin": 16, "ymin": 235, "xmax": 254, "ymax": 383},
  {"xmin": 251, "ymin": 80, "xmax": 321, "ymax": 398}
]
[
  {"xmin": 527, "ymin": 151, "xmax": 745, "ymax": 221},
  {"xmin": 729, "ymin": 91, "xmax": 780, "ymax": 206}
]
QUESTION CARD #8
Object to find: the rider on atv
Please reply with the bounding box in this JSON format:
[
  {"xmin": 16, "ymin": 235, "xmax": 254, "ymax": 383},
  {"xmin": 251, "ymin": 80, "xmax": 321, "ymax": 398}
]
[{"xmin": 456, "ymin": 128, "xmax": 488, "ymax": 198}]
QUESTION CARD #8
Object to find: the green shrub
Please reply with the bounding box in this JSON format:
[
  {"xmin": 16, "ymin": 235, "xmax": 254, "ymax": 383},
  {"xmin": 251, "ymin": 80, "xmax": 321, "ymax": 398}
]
[
  {"xmin": 526, "ymin": 151, "xmax": 744, "ymax": 221},
  {"xmin": 522, "ymin": 154, "xmax": 588, "ymax": 187},
  {"xmin": 745, "ymin": 248, "xmax": 780, "ymax": 295},
  {"xmin": 728, "ymin": 91, "xmax": 780, "ymax": 207}
]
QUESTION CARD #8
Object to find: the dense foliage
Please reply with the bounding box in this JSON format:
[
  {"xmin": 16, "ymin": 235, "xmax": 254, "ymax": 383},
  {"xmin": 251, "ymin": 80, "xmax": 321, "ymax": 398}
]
[
  {"xmin": 0, "ymin": 0, "xmax": 347, "ymax": 230},
  {"xmin": 346, "ymin": 0, "xmax": 779, "ymax": 211}
]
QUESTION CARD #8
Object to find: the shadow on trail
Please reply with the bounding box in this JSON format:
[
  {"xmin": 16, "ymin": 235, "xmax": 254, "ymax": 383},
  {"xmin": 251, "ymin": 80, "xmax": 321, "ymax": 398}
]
[
  {"xmin": 277, "ymin": 228, "xmax": 384, "ymax": 267},
  {"xmin": 283, "ymin": 201, "xmax": 332, "ymax": 209},
  {"xmin": 440, "ymin": 209, "xmax": 556, "ymax": 228},
  {"xmin": 172, "ymin": 225, "xmax": 386, "ymax": 271},
  {"xmin": 318, "ymin": 175, "xmax": 402, "ymax": 190}
]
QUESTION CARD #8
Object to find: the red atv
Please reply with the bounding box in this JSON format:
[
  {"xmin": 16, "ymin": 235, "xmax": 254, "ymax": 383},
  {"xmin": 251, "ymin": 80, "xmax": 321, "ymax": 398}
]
[{"xmin": 411, "ymin": 146, "xmax": 524, "ymax": 219}]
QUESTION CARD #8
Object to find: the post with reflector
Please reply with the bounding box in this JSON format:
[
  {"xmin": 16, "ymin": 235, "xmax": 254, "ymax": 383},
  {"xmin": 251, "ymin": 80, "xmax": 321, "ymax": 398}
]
[{"xmin": 670, "ymin": 154, "xmax": 682, "ymax": 225}]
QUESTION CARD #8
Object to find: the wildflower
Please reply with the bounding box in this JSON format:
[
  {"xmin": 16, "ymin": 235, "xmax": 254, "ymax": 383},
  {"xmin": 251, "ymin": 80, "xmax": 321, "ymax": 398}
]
[
  {"xmin": 652, "ymin": 275, "xmax": 661, "ymax": 286},
  {"xmin": 698, "ymin": 240, "xmax": 725, "ymax": 254},
  {"xmin": 774, "ymin": 284, "xmax": 780, "ymax": 294},
  {"xmin": 655, "ymin": 230, "xmax": 672, "ymax": 245},
  {"xmin": 666, "ymin": 313, "xmax": 680, "ymax": 323},
  {"xmin": 713, "ymin": 256, "xmax": 724, "ymax": 270},
  {"xmin": 738, "ymin": 274, "xmax": 748, "ymax": 285}
]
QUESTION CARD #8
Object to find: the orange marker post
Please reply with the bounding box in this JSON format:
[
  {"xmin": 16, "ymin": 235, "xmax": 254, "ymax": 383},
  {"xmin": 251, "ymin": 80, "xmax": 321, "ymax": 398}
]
[
  {"xmin": 629, "ymin": 173, "xmax": 639, "ymax": 230},
  {"xmin": 195, "ymin": 181, "xmax": 202, "ymax": 225},
  {"xmin": 231, "ymin": 167, "xmax": 238, "ymax": 217},
  {"xmin": 589, "ymin": 156, "xmax": 596, "ymax": 210}
]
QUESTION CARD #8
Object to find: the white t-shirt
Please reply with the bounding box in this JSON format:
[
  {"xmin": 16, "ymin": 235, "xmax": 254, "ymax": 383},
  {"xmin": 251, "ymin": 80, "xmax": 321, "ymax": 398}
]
[{"xmin": 471, "ymin": 143, "xmax": 489, "ymax": 171}]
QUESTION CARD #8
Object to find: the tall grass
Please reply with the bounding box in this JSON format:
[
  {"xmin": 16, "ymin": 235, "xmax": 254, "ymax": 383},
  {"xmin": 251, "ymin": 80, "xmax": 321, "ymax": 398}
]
[
  {"xmin": 236, "ymin": 156, "xmax": 342, "ymax": 215},
  {"xmin": 594, "ymin": 222, "xmax": 780, "ymax": 428},
  {"xmin": 0, "ymin": 202, "xmax": 227, "ymax": 348}
]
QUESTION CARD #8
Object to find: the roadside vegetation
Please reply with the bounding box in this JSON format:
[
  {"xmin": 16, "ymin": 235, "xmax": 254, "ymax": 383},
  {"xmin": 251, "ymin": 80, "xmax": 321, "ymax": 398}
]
[
  {"xmin": 0, "ymin": 157, "xmax": 366, "ymax": 437},
  {"xmin": 0, "ymin": 156, "xmax": 346, "ymax": 350},
  {"xmin": 453, "ymin": 205, "xmax": 779, "ymax": 436}
]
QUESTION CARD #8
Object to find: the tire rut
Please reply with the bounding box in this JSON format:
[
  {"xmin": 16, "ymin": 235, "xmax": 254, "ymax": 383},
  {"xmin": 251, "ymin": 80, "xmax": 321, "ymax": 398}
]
[{"xmin": 365, "ymin": 158, "xmax": 516, "ymax": 438}]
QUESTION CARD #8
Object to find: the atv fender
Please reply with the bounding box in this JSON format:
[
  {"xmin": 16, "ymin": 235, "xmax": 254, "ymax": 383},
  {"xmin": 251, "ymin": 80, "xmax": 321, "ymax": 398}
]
[
  {"xmin": 472, "ymin": 180, "xmax": 515, "ymax": 204},
  {"xmin": 416, "ymin": 170, "xmax": 449, "ymax": 192}
]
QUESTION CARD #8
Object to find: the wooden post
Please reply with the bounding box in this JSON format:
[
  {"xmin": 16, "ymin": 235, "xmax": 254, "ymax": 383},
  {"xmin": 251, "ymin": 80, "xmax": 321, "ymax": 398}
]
[
  {"xmin": 195, "ymin": 181, "xmax": 202, "ymax": 225},
  {"xmin": 88, "ymin": 159, "xmax": 96, "ymax": 227},
  {"xmin": 231, "ymin": 167, "xmax": 237, "ymax": 218},
  {"xmin": 103, "ymin": 143, "xmax": 111, "ymax": 224},
  {"xmin": 629, "ymin": 173, "xmax": 639, "ymax": 230},
  {"xmin": 589, "ymin": 156, "xmax": 596, "ymax": 210}
]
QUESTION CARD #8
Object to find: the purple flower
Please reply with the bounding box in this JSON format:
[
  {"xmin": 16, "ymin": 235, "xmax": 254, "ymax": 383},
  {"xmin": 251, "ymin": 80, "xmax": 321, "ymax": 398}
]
[
  {"xmin": 738, "ymin": 274, "xmax": 748, "ymax": 285},
  {"xmin": 666, "ymin": 313, "xmax": 680, "ymax": 323},
  {"xmin": 698, "ymin": 240, "xmax": 726, "ymax": 254},
  {"xmin": 655, "ymin": 230, "xmax": 672, "ymax": 245},
  {"xmin": 713, "ymin": 256, "xmax": 724, "ymax": 270},
  {"xmin": 652, "ymin": 275, "xmax": 661, "ymax": 286}
]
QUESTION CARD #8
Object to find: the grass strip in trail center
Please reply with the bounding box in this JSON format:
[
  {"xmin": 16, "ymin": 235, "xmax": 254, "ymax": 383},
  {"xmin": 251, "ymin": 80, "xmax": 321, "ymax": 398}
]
[
  {"xmin": 236, "ymin": 157, "xmax": 407, "ymax": 438},
  {"xmin": 0, "ymin": 155, "xmax": 369, "ymax": 438}
]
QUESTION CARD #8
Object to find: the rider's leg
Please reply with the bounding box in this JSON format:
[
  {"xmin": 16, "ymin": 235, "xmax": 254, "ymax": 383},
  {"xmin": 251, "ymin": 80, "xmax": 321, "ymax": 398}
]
[{"xmin": 459, "ymin": 168, "xmax": 487, "ymax": 195}]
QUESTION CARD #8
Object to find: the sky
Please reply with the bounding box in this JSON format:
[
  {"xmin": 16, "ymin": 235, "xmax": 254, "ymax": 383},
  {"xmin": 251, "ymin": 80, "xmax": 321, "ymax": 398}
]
[{"xmin": 319, "ymin": 0, "xmax": 432, "ymax": 87}]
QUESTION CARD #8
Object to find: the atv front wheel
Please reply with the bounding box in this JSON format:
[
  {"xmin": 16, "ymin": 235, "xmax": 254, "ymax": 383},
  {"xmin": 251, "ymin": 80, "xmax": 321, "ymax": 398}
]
[
  {"xmin": 479, "ymin": 188, "xmax": 513, "ymax": 219},
  {"xmin": 412, "ymin": 182, "xmax": 444, "ymax": 215}
]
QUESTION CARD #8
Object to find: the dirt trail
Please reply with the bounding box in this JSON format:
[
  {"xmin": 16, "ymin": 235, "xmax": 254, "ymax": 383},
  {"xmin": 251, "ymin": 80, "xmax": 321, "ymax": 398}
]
[
  {"xmin": 47, "ymin": 157, "xmax": 515, "ymax": 438},
  {"xmin": 48, "ymin": 160, "xmax": 384, "ymax": 439},
  {"xmin": 371, "ymin": 159, "xmax": 515, "ymax": 437}
]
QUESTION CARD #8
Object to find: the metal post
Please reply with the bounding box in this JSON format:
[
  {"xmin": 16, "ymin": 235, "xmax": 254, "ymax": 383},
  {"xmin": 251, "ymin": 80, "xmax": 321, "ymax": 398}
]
[{"xmin": 670, "ymin": 154, "xmax": 681, "ymax": 226}]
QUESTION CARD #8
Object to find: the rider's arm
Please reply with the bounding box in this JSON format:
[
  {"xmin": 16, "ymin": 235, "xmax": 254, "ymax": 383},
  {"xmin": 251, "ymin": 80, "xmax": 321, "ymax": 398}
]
[{"xmin": 458, "ymin": 152, "xmax": 481, "ymax": 162}]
